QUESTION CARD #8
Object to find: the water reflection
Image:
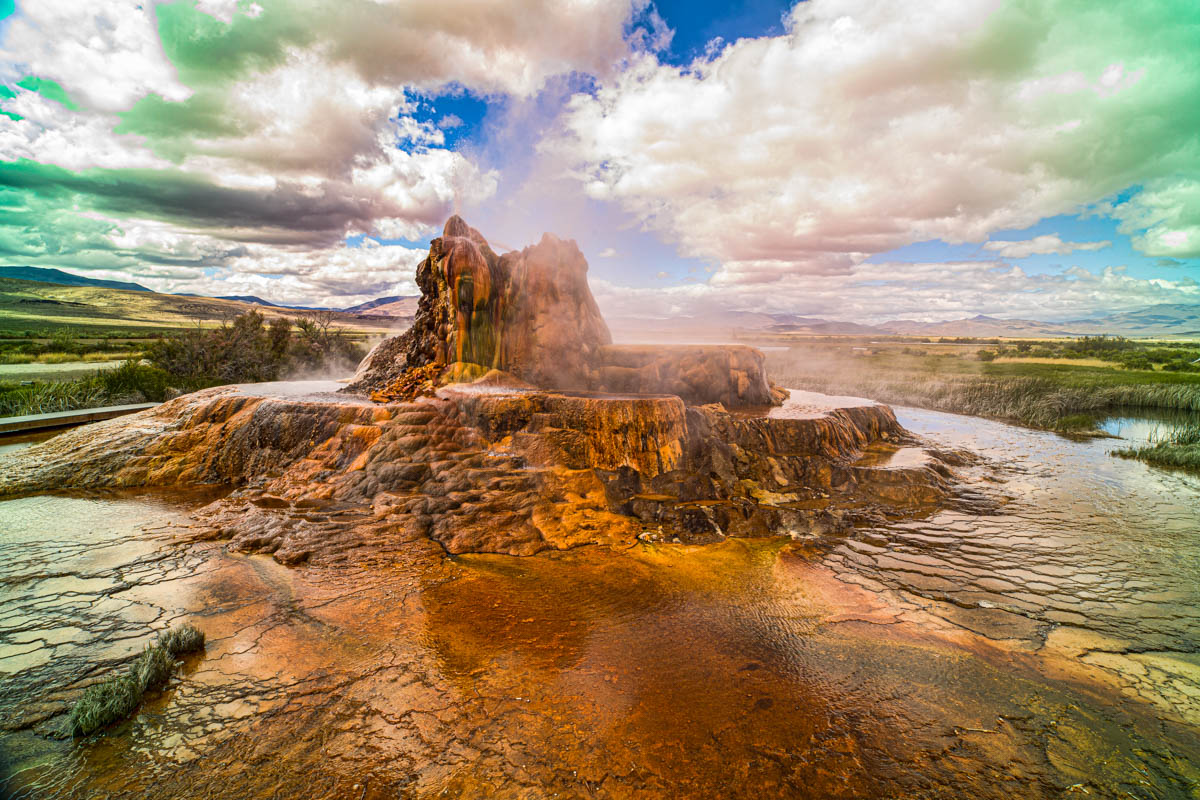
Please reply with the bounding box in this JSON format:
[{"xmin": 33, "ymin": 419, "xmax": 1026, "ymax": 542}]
[
  {"xmin": 0, "ymin": 430, "xmax": 61, "ymax": 458},
  {"xmin": 1099, "ymin": 407, "xmax": 1200, "ymax": 446}
]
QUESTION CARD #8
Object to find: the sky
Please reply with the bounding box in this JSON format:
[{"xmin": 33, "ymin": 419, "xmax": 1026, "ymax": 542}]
[{"xmin": 0, "ymin": 0, "xmax": 1198, "ymax": 323}]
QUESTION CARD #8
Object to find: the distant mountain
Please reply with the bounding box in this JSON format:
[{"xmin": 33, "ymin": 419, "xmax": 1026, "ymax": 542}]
[
  {"xmin": 216, "ymin": 294, "xmax": 290, "ymax": 308},
  {"xmin": 877, "ymin": 315, "xmax": 1074, "ymax": 338},
  {"xmin": 342, "ymin": 295, "xmax": 419, "ymax": 317},
  {"xmin": 723, "ymin": 305, "xmax": 1200, "ymax": 339},
  {"xmin": 1058, "ymin": 304, "xmax": 1200, "ymax": 337},
  {"xmin": 766, "ymin": 316, "xmax": 886, "ymax": 335},
  {"xmin": 342, "ymin": 295, "xmax": 403, "ymax": 313},
  {"xmin": 874, "ymin": 306, "xmax": 1200, "ymax": 338},
  {"xmin": 178, "ymin": 293, "xmax": 332, "ymax": 311},
  {"xmin": 0, "ymin": 266, "xmax": 151, "ymax": 293}
]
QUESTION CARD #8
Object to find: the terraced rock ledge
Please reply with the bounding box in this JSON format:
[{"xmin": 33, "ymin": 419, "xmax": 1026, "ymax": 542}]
[{"xmin": 0, "ymin": 378, "xmax": 955, "ymax": 561}]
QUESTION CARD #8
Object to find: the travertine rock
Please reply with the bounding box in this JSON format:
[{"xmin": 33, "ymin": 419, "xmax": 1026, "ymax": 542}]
[
  {"xmin": 0, "ymin": 381, "xmax": 957, "ymax": 560},
  {"xmin": 0, "ymin": 217, "xmax": 962, "ymax": 560},
  {"xmin": 596, "ymin": 344, "xmax": 781, "ymax": 408},
  {"xmin": 345, "ymin": 216, "xmax": 611, "ymax": 395},
  {"xmin": 345, "ymin": 215, "xmax": 782, "ymax": 409}
]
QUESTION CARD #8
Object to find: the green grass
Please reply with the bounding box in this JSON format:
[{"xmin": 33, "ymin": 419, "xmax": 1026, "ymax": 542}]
[
  {"xmin": 158, "ymin": 623, "xmax": 206, "ymax": 656},
  {"xmin": 69, "ymin": 623, "xmax": 205, "ymax": 737},
  {"xmin": 767, "ymin": 348, "xmax": 1200, "ymax": 433},
  {"xmin": 0, "ymin": 361, "xmax": 177, "ymax": 416},
  {"xmin": 1112, "ymin": 423, "xmax": 1200, "ymax": 471},
  {"xmin": 0, "ymin": 377, "xmax": 106, "ymax": 416}
]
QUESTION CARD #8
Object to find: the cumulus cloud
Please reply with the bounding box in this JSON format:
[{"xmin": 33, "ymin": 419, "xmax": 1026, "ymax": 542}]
[
  {"xmin": 0, "ymin": 2, "xmax": 190, "ymax": 111},
  {"xmin": 556, "ymin": 0, "xmax": 1200, "ymax": 287},
  {"xmin": 1112, "ymin": 178, "xmax": 1200, "ymax": 259},
  {"xmin": 0, "ymin": 0, "xmax": 646, "ymax": 304},
  {"xmin": 982, "ymin": 234, "xmax": 1111, "ymax": 258}
]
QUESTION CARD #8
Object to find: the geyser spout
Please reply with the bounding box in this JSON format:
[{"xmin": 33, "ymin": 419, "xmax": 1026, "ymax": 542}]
[{"xmin": 347, "ymin": 216, "xmax": 780, "ymax": 409}]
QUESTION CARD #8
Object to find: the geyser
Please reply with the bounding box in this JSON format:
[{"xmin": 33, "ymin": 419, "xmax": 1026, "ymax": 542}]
[
  {"xmin": 0, "ymin": 217, "xmax": 959, "ymax": 559},
  {"xmin": 348, "ymin": 216, "xmax": 783, "ymax": 408}
]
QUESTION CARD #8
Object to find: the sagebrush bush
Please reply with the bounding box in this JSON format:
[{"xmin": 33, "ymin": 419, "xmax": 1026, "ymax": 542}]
[{"xmin": 143, "ymin": 310, "xmax": 364, "ymax": 386}]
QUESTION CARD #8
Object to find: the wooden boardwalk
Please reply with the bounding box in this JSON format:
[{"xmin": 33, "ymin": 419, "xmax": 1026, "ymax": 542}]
[{"xmin": 0, "ymin": 403, "xmax": 158, "ymax": 434}]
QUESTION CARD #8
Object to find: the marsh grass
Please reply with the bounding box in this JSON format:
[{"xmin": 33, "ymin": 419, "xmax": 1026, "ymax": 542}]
[
  {"xmin": 769, "ymin": 349, "xmax": 1200, "ymax": 433},
  {"xmin": 0, "ymin": 361, "xmax": 173, "ymax": 416},
  {"xmin": 1112, "ymin": 423, "xmax": 1200, "ymax": 471},
  {"xmin": 0, "ymin": 377, "xmax": 106, "ymax": 416},
  {"xmin": 69, "ymin": 623, "xmax": 205, "ymax": 737},
  {"xmin": 158, "ymin": 623, "xmax": 205, "ymax": 657}
]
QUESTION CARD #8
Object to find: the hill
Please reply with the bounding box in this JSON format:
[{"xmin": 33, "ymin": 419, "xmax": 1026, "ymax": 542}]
[
  {"xmin": 0, "ymin": 266, "xmax": 151, "ymax": 293},
  {"xmin": 341, "ymin": 295, "xmax": 419, "ymax": 316},
  {"xmin": 0, "ymin": 277, "xmax": 406, "ymax": 337}
]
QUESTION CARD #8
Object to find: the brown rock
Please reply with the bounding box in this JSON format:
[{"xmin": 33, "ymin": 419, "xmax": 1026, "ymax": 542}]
[
  {"xmin": 344, "ymin": 216, "xmax": 611, "ymax": 394},
  {"xmin": 344, "ymin": 215, "xmax": 779, "ymax": 410}
]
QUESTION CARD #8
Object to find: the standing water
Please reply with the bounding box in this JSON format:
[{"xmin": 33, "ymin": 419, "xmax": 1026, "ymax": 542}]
[{"xmin": 1, "ymin": 404, "xmax": 1200, "ymax": 798}]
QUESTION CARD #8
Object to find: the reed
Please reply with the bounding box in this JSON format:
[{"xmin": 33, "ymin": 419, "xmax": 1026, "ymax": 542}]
[
  {"xmin": 769, "ymin": 354, "xmax": 1200, "ymax": 433},
  {"xmin": 0, "ymin": 378, "xmax": 106, "ymax": 416},
  {"xmin": 1112, "ymin": 423, "xmax": 1200, "ymax": 471},
  {"xmin": 69, "ymin": 623, "xmax": 205, "ymax": 737}
]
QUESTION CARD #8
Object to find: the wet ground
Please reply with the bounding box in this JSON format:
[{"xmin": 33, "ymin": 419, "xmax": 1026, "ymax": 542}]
[{"xmin": 2, "ymin": 403, "xmax": 1200, "ymax": 798}]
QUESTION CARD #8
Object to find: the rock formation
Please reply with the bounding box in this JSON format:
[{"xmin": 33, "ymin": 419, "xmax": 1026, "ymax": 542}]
[
  {"xmin": 0, "ymin": 217, "xmax": 963, "ymax": 560},
  {"xmin": 347, "ymin": 216, "xmax": 611, "ymax": 395},
  {"xmin": 0, "ymin": 380, "xmax": 957, "ymax": 560},
  {"xmin": 346, "ymin": 216, "xmax": 784, "ymax": 407}
]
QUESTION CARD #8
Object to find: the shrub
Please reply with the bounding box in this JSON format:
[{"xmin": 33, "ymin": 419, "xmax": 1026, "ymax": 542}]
[
  {"xmin": 100, "ymin": 360, "xmax": 172, "ymax": 402},
  {"xmin": 143, "ymin": 310, "xmax": 365, "ymax": 388},
  {"xmin": 976, "ymin": 349, "xmax": 997, "ymax": 362}
]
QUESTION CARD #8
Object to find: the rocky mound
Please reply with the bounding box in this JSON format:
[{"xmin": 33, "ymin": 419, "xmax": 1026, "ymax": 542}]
[
  {"xmin": 346, "ymin": 216, "xmax": 611, "ymax": 395},
  {"xmin": 0, "ymin": 216, "xmax": 965, "ymax": 561},
  {"xmin": 0, "ymin": 381, "xmax": 959, "ymax": 561}
]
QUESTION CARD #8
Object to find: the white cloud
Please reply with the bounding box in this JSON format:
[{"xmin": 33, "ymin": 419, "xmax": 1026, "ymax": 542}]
[
  {"xmin": 1112, "ymin": 179, "xmax": 1200, "ymax": 259},
  {"xmin": 0, "ymin": 0, "xmax": 643, "ymax": 301},
  {"xmin": 598, "ymin": 247, "xmax": 619, "ymax": 258},
  {"xmin": 0, "ymin": 90, "xmax": 170, "ymax": 170},
  {"xmin": 0, "ymin": 1, "xmax": 190, "ymax": 111},
  {"xmin": 325, "ymin": 0, "xmax": 641, "ymax": 98},
  {"xmin": 555, "ymin": 0, "xmax": 1200, "ymax": 288},
  {"xmin": 983, "ymin": 234, "xmax": 1111, "ymax": 258}
]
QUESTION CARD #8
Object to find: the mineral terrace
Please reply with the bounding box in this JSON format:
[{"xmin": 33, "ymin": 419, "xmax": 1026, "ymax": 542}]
[{"xmin": 0, "ymin": 217, "xmax": 961, "ymax": 561}]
